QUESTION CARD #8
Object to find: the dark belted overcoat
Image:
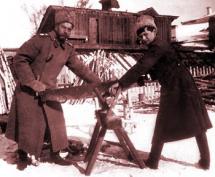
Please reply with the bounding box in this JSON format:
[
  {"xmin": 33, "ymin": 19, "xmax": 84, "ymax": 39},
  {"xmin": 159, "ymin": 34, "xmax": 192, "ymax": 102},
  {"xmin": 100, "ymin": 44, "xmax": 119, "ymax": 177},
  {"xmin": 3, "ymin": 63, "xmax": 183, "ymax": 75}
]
[
  {"xmin": 6, "ymin": 31, "xmax": 100, "ymax": 157},
  {"xmin": 119, "ymin": 40, "xmax": 212, "ymax": 143}
]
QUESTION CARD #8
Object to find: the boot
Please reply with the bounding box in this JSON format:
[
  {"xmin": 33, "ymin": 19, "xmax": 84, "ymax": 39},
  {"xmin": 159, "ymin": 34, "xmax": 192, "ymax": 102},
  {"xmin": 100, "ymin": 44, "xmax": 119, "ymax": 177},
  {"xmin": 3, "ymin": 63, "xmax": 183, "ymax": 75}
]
[
  {"xmin": 144, "ymin": 141, "xmax": 164, "ymax": 169},
  {"xmin": 16, "ymin": 149, "xmax": 32, "ymax": 171},
  {"xmin": 144, "ymin": 158, "xmax": 159, "ymax": 169},
  {"xmin": 198, "ymin": 159, "xmax": 210, "ymax": 170},
  {"xmin": 49, "ymin": 151, "xmax": 73, "ymax": 166},
  {"xmin": 196, "ymin": 132, "xmax": 210, "ymax": 170}
]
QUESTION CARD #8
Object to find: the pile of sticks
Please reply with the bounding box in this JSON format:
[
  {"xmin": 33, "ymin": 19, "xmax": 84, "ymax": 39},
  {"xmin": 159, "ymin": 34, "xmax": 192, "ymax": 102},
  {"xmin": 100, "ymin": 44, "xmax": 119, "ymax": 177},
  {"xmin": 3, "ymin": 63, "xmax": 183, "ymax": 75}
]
[
  {"xmin": 0, "ymin": 48, "xmax": 16, "ymax": 114},
  {"xmin": 195, "ymin": 74, "xmax": 215, "ymax": 105}
]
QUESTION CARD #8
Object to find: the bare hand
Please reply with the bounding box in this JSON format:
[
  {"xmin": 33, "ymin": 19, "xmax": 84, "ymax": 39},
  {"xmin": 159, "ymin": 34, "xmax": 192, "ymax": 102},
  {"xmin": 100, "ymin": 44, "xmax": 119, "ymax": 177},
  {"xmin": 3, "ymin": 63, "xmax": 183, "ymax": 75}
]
[{"xmin": 27, "ymin": 80, "xmax": 46, "ymax": 92}]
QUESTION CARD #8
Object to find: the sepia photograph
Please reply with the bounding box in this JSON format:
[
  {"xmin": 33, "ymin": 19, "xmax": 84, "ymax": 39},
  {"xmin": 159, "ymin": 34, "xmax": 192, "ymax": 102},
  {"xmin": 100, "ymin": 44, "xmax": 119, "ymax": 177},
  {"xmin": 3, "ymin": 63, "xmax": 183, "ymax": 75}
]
[{"xmin": 0, "ymin": 0, "xmax": 215, "ymax": 177}]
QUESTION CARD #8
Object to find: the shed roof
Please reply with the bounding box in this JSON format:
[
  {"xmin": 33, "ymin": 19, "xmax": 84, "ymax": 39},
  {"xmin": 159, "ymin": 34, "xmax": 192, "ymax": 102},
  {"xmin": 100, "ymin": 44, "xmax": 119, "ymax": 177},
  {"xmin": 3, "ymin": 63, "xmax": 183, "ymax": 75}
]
[
  {"xmin": 137, "ymin": 7, "xmax": 178, "ymax": 20},
  {"xmin": 182, "ymin": 13, "xmax": 215, "ymax": 25}
]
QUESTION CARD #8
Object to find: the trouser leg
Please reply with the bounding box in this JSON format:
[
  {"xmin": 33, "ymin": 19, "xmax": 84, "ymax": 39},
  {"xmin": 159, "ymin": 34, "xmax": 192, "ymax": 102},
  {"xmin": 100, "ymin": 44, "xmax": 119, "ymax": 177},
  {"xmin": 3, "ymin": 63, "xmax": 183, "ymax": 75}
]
[{"xmin": 195, "ymin": 132, "xmax": 210, "ymax": 169}]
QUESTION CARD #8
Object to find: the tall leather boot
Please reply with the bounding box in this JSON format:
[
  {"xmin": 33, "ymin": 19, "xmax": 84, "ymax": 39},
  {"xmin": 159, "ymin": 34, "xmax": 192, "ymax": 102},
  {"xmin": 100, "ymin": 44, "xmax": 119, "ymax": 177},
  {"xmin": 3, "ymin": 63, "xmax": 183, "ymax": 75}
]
[
  {"xmin": 49, "ymin": 151, "xmax": 73, "ymax": 166},
  {"xmin": 16, "ymin": 149, "xmax": 32, "ymax": 170},
  {"xmin": 145, "ymin": 141, "xmax": 164, "ymax": 169},
  {"xmin": 196, "ymin": 132, "xmax": 210, "ymax": 170}
]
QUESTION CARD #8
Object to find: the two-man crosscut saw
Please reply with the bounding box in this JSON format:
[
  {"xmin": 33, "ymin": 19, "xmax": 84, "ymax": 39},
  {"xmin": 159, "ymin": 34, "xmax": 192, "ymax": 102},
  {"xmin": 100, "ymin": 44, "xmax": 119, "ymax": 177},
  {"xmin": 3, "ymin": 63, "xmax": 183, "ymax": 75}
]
[{"xmin": 38, "ymin": 80, "xmax": 117, "ymax": 103}]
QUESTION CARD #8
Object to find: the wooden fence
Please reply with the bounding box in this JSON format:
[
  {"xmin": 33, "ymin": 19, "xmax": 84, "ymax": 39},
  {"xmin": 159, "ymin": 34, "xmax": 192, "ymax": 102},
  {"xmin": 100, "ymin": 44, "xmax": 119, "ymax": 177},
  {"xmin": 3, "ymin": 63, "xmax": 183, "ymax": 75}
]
[{"xmin": 189, "ymin": 65, "xmax": 215, "ymax": 77}]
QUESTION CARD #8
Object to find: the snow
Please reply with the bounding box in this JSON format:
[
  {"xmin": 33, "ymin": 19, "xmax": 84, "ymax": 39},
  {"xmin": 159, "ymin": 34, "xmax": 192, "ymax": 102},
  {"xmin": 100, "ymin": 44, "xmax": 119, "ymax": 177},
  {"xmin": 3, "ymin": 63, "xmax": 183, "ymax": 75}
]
[
  {"xmin": 175, "ymin": 23, "xmax": 209, "ymax": 44},
  {"xmin": 0, "ymin": 101, "xmax": 214, "ymax": 177}
]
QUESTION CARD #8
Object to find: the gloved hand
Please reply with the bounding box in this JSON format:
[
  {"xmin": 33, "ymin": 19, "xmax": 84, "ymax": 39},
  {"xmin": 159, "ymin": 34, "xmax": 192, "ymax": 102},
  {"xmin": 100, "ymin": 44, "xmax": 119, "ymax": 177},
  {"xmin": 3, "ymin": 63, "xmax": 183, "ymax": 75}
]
[
  {"xmin": 137, "ymin": 75, "xmax": 145, "ymax": 86},
  {"xmin": 26, "ymin": 80, "xmax": 46, "ymax": 92}
]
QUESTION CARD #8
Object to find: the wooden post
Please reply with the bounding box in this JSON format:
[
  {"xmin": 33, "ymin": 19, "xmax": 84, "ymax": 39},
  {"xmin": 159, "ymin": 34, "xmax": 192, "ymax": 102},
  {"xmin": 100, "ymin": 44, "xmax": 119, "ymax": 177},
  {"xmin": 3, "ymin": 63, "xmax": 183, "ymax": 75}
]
[
  {"xmin": 89, "ymin": 18, "xmax": 98, "ymax": 44},
  {"xmin": 209, "ymin": 16, "xmax": 215, "ymax": 50}
]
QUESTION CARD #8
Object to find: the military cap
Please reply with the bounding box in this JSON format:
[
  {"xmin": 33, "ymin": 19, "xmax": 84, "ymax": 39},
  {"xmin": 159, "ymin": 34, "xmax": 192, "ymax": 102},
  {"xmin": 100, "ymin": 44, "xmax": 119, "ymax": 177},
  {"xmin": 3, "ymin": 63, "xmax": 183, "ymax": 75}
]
[
  {"xmin": 55, "ymin": 9, "xmax": 74, "ymax": 27},
  {"xmin": 135, "ymin": 15, "xmax": 157, "ymax": 35}
]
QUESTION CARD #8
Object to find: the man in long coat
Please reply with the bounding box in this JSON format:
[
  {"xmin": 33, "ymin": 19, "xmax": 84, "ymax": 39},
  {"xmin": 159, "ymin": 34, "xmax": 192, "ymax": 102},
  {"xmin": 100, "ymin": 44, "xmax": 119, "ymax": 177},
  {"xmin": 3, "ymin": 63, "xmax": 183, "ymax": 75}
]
[
  {"xmin": 111, "ymin": 15, "xmax": 212, "ymax": 170},
  {"xmin": 5, "ymin": 9, "xmax": 100, "ymax": 169}
]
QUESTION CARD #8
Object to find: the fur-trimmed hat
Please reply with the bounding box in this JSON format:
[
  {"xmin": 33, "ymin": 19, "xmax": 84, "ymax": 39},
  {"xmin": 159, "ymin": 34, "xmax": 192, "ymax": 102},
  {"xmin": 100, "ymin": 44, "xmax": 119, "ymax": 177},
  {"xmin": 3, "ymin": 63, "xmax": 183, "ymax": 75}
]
[
  {"xmin": 135, "ymin": 15, "xmax": 157, "ymax": 35},
  {"xmin": 55, "ymin": 9, "xmax": 74, "ymax": 27}
]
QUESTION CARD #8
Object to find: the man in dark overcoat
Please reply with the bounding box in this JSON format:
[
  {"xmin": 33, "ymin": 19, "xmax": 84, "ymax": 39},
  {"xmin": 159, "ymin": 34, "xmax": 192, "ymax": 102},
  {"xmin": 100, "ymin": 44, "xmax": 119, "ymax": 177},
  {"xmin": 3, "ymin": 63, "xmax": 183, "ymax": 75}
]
[
  {"xmin": 5, "ymin": 9, "xmax": 101, "ymax": 169},
  {"xmin": 110, "ymin": 15, "xmax": 212, "ymax": 170}
]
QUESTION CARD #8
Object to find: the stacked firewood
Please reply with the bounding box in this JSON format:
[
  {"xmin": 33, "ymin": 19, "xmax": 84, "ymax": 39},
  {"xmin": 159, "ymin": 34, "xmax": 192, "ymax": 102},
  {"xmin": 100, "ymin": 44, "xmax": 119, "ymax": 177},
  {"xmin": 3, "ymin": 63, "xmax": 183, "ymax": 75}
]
[{"xmin": 195, "ymin": 74, "xmax": 215, "ymax": 105}]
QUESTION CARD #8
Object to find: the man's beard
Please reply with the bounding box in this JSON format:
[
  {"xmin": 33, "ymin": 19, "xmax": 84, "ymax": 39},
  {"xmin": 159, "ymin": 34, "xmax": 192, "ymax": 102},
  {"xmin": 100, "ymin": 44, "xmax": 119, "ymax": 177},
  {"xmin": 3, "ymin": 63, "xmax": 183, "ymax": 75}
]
[
  {"xmin": 58, "ymin": 35, "xmax": 67, "ymax": 43},
  {"xmin": 55, "ymin": 31, "xmax": 68, "ymax": 44}
]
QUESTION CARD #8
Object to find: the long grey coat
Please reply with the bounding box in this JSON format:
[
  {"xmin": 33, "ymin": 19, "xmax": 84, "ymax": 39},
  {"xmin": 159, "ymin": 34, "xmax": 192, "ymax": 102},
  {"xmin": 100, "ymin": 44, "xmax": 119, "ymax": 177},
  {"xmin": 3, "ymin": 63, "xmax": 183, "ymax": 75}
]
[
  {"xmin": 119, "ymin": 40, "xmax": 212, "ymax": 143},
  {"xmin": 6, "ymin": 31, "xmax": 100, "ymax": 157}
]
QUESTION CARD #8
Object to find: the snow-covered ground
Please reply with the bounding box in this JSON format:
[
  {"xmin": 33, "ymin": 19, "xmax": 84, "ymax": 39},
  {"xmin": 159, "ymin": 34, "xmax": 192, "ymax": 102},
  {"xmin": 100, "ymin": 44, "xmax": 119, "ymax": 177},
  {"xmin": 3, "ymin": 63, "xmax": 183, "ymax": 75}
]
[{"xmin": 0, "ymin": 101, "xmax": 214, "ymax": 177}]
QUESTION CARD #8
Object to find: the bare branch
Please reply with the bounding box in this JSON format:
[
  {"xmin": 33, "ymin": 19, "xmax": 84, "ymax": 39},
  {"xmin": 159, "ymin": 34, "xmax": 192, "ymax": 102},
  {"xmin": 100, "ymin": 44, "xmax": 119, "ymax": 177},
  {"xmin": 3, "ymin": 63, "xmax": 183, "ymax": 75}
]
[{"xmin": 22, "ymin": 0, "xmax": 92, "ymax": 35}]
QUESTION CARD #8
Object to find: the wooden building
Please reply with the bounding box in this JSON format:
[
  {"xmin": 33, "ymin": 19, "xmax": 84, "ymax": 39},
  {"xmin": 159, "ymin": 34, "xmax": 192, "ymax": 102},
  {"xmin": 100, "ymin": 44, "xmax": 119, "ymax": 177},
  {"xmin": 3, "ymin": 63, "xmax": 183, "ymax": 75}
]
[
  {"xmin": 180, "ymin": 7, "xmax": 215, "ymax": 49},
  {"xmin": 37, "ymin": 6, "xmax": 177, "ymax": 51}
]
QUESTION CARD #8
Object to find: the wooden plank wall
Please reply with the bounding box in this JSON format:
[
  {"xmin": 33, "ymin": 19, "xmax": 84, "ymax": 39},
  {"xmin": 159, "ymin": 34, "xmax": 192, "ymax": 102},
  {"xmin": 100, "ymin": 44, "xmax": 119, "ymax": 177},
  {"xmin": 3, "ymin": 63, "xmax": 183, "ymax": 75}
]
[
  {"xmin": 98, "ymin": 15, "xmax": 135, "ymax": 45},
  {"xmin": 155, "ymin": 17, "xmax": 172, "ymax": 42},
  {"xmin": 63, "ymin": 8, "xmax": 137, "ymax": 46}
]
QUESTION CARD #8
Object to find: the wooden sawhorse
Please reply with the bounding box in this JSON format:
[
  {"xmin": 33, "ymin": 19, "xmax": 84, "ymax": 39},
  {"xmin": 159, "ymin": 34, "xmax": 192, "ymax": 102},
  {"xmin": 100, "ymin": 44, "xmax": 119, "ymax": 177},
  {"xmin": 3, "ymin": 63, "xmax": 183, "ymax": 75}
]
[{"xmin": 84, "ymin": 89, "xmax": 145, "ymax": 175}]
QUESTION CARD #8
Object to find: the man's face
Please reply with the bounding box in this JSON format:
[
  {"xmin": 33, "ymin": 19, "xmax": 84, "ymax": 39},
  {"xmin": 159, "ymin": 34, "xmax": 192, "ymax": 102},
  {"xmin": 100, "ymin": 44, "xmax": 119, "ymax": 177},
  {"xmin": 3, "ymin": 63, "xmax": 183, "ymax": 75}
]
[
  {"xmin": 137, "ymin": 26, "xmax": 157, "ymax": 45},
  {"xmin": 55, "ymin": 22, "xmax": 73, "ymax": 41}
]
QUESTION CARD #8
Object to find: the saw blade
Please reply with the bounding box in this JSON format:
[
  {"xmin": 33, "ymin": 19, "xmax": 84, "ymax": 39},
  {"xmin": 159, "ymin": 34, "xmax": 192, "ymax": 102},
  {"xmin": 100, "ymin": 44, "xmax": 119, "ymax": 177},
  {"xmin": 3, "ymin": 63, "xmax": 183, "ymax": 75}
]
[{"xmin": 39, "ymin": 80, "xmax": 117, "ymax": 102}]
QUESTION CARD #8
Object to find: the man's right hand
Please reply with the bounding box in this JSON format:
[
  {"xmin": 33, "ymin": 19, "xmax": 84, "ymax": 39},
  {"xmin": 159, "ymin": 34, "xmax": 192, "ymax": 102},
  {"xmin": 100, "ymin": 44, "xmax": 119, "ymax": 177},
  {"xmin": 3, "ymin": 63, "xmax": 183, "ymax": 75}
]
[{"xmin": 26, "ymin": 80, "xmax": 46, "ymax": 92}]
